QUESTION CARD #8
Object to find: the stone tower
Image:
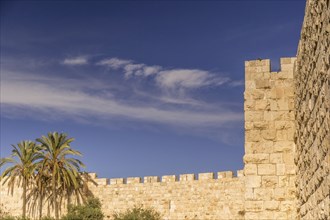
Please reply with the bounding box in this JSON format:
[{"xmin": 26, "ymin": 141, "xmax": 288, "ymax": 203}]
[{"xmin": 243, "ymin": 58, "xmax": 297, "ymax": 219}]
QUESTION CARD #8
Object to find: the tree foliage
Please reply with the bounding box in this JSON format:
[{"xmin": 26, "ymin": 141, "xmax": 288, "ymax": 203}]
[
  {"xmin": 0, "ymin": 141, "xmax": 41, "ymax": 218},
  {"xmin": 113, "ymin": 206, "xmax": 161, "ymax": 220},
  {"xmin": 0, "ymin": 132, "xmax": 87, "ymax": 220},
  {"xmin": 61, "ymin": 197, "xmax": 104, "ymax": 220}
]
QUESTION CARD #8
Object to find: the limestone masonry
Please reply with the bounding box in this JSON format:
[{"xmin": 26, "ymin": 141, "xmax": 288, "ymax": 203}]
[
  {"xmin": 1, "ymin": 0, "xmax": 329, "ymax": 219},
  {"xmin": 243, "ymin": 58, "xmax": 297, "ymax": 220},
  {"xmin": 295, "ymin": 0, "xmax": 330, "ymax": 219}
]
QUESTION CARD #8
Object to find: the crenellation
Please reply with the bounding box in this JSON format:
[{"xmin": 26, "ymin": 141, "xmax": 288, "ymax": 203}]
[
  {"xmin": 179, "ymin": 173, "xmax": 195, "ymax": 181},
  {"xmin": 198, "ymin": 172, "xmax": 214, "ymax": 180},
  {"xmin": 83, "ymin": 170, "xmax": 244, "ymax": 189},
  {"xmin": 94, "ymin": 178, "xmax": 109, "ymax": 186},
  {"xmin": 237, "ymin": 170, "xmax": 244, "ymax": 177},
  {"xmin": 161, "ymin": 175, "xmax": 177, "ymax": 182},
  {"xmin": 126, "ymin": 177, "xmax": 141, "ymax": 184},
  {"xmin": 218, "ymin": 171, "xmax": 233, "ymax": 178},
  {"xmin": 144, "ymin": 176, "xmax": 160, "ymax": 183},
  {"xmin": 109, "ymin": 178, "xmax": 124, "ymax": 185}
]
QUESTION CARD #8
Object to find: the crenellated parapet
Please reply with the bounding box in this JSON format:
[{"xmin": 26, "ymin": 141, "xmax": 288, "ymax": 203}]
[{"xmin": 87, "ymin": 170, "xmax": 244, "ymax": 186}]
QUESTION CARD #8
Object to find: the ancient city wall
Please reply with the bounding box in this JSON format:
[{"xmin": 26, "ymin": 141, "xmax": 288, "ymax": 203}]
[
  {"xmin": 88, "ymin": 171, "xmax": 245, "ymax": 220},
  {"xmin": 294, "ymin": 0, "xmax": 330, "ymax": 219},
  {"xmin": 1, "ymin": 171, "xmax": 245, "ymax": 220},
  {"xmin": 243, "ymin": 58, "xmax": 297, "ymax": 220}
]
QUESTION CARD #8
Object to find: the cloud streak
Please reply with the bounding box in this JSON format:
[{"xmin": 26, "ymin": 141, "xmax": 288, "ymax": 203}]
[
  {"xmin": 97, "ymin": 57, "xmax": 162, "ymax": 78},
  {"xmin": 63, "ymin": 56, "xmax": 88, "ymax": 65},
  {"xmin": 156, "ymin": 69, "xmax": 230, "ymax": 89},
  {"xmin": 97, "ymin": 57, "xmax": 235, "ymax": 90},
  {"xmin": 1, "ymin": 70, "xmax": 242, "ymax": 128}
]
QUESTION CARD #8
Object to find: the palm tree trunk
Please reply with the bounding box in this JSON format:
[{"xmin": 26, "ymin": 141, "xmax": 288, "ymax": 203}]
[
  {"xmin": 22, "ymin": 178, "xmax": 27, "ymax": 218},
  {"xmin": 39, "ymin": 194, "xmax": 43, "ymax": 219},
  {"xmin": 52, "ymin": 174, "xmax": 59, "ymax": 220}
]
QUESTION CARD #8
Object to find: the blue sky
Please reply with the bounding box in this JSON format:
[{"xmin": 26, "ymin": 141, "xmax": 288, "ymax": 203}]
[{"xmin": 1, "ymin": 0, "xmax": 305, "ymax": 178}]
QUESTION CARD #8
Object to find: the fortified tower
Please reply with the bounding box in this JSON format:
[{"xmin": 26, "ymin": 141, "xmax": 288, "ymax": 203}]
[{"xmin": 243, "ymin": 58, "xmax": 297, "ymax": 219}]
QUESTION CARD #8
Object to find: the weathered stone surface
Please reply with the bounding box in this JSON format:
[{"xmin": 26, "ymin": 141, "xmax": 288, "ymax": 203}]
[
  {"xmin": 244, "ymin": 56, "xmax": 297, "ymax": 219},
  {"xmin": 295, "ymin": 0, "xmax": 330, "ymax": 219},
  {"xmin": 0, "ymin": 171, "xmax": 245, "ymax": 220}
]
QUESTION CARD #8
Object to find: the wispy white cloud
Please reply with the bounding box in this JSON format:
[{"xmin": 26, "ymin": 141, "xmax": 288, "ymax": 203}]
[
  {"xmin": 1, "ymin": 70, "xmax": 242, "ymax": 128},
  {"xmin": 228, "ymin": 80, "xmax": 244, "ymax": 87},
  {"xmin": 156, "ymin": 69, "xmax": 230, "ymax": 89},
  {"xmin": 63, "ymin": 56, "xmax": 88, "ymax": 65},
  {"xmin": 97, "ymin": 57, "xmax": 239, "ymax": 91},
  {"xmin": 97, "ymin": 58, "xmax": 132, "ymax": 69},
  {"xmin": 97, "ymin": 57, "xmax": 162, "ymax": 78}
]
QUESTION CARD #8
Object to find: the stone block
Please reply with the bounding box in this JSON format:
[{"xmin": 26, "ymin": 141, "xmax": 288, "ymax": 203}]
[
  {"xmin": 270, "ymin": 153, "xmax": 283, "ymax": 163},
  {"xmin": 274, "ymin": 188, "xmax": 286, "ymax": 201},
  {"xmin": 244, "ymin": 164, "xmax": 257, "ymax": 175},
  {"xmin": 245, "ymin": 141, "xmax": 273, "ymax": 154},
  {"xmin": 95, "ymin": 178, "xmax": 109, "ymax": 186},
  {"xmin": 244, "ymin": 154, "xmax": 269, "ymax": 164},
  {"xmin": 262, "ymin": 176, "xmax": 278, "ymax": 188},
  {"xmin": 244, "ymin": 100, "xmax": 255, "ymax": 111},
  {"xmin": 276, "ymin": 164, "xmax": 286, "ymax": 176},
  {"xmin": 245, "ymin": 201, "xmax": 263, "ymax": 211},
  {"xmin": 255, "ymin": 79, "xmax": 271, "ymax": 89},
  {"xmin": 179, "ymin": 174, "xmax": 195, "ymax": 181},
  {"xmin": 282, "ymin": 153, "xmax": 295, "ymax": 164},
  {"xmin": 237, "ymin": 170, "xmax": 244, "ymax": 177},
  {"xmin": 245, "ymin": 130, "xmax": 262, "ymax": 142},
  {"xmin": 259, "ymin": 211, "xmax": 275, "ymax": 219},
  {"xmin": 285, "ymin": 165, "xmax": 296, "ymax": 175},
  {"xmin": 162, "ymin": 175, "xmax": 177, "ymax": 182},
  {"xmin": 261, "ymin": 129, "xmax": 277, "ymax": 141},
  {"xmin": 245, "ymin": 80, "xmax": 256, "ymax": 89},
  {"xmin": 258, "ymin": 164, "xmax": 276, "ymax": 175},
  {"xmin": 245, "ymin": 188, "xmax": 254, "ymax": 200},
  {"xmin": 280, "ymin": 57, "xmax": 296, "ymax": 65},
  {"xmin": 254, "ymin": 188, "xmax": 274, "ymax": 200},
  {"xmin": 110, "ymin": 178, "xmax": 124, "ymax": 185},
  {"xmin": 264, "ymin": 201, "xmax": 280, "ymax": 211},
  {"xmin": 198, "ymin": 172, "xmax": 214, "ymax": 180},
  {"xmin": 245, "ymin": 111, "xmax": 264, "ymax": 122},
  {"xmin": 144, "ymin": 176, "xmax": 160, "ymax": 183},
  {"xmin": 245, "ymin": 176, "xmax": 261, "ymax": 188},
  {"xmin": 275, "ymin": 121, "xmax": 294, "ymax": 130},
  {"xmin": 279, "ymin": 201, "xmax": 295, "ymax": 212},
  {"xmin": 270, "ymin": 88, "xmax": 284, "ymax": 99},
  {"xmin": 217, "ymin": 171, "xmax": 233, "ymax": 178},
  {"xmin": 255, "ymin": 100, "xmax": 270, "ymax": 110},
  {"xmin": 273, "ymin": 211, "xmax": 287, "ymax": 219},
  {"xmin": 263, "ymin": 111, "xmax": 274, "ymax": 121},
  {"xmin": 127, "ymin": 177, "xmax": 141, "ymax": 184},
  {"xmin": 253, "ymin": 121, "xmax": 269, "ymax": 129},
  {"xmin": 278, "ymin": 176, "xmax": 290, "ymax": 187},
  {"xmin": 273, "ymin": 141, "xmax": 294, "ymax": 153},
  {"xmin": 244, "ymin": 212, "xmax": 259, "ymax": 220}
]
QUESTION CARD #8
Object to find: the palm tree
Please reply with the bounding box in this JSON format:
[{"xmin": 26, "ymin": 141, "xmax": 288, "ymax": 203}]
[
  {"xmin": 0, "ymin": 141, "xmax": 41, "ymax": 218},
  {"xmin": 36, "ymin": 132, "xmax": 85, "ymax": 220},
  {"xmin": 27, "ymin": 162, "xmax": 52, "ymax": 219}
]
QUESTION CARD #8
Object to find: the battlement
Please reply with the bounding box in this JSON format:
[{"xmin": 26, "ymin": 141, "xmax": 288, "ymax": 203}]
[
  {"xmin": 87, "ymin": 170, "xmax": 244, "ymax": 186},
  {"xmin": 245, "ymin": 58, "xmax": 296, "ymax": 83}
]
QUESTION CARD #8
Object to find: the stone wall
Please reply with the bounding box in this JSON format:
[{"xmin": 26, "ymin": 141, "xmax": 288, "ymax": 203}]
[
  {"xmin": 243, "ymin": 58, "xmax": 297, "ymax": 220},
  {"xmin": 294, "ymin": 0, "xmax": 330, "ymax": 219},
  {"xmin": 0, "ymin": 171, "xmax": 245, "ymax": 220}
]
